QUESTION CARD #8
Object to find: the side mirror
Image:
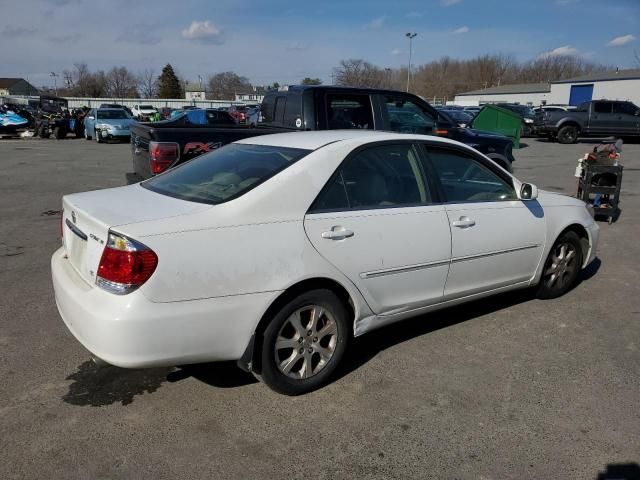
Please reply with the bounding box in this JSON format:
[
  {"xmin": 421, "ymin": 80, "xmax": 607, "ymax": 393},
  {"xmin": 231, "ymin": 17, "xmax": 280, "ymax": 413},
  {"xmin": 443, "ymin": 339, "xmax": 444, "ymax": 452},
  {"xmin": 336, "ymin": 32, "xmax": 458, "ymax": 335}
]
[{"xmin": 519, "ymin": 183, "xmax": 538, "ymax": 201}]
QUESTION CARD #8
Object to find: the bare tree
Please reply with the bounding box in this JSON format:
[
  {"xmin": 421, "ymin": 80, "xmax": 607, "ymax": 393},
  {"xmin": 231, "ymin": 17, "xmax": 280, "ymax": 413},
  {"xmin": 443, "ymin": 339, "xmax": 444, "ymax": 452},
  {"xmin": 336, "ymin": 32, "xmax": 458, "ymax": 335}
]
[
  {"xmin": 333, "ymin": 59, "xmax": 386, "ymax": 88},
  {"xmin": 207, "ymin": 72, "xmax": 252, "ymax": 100},
  {"xmin": 137, "ymin": 68, "xmax": 157, "ymax": 98},
  {"xmin": 105, "ymin": 66, "xmax": 138, "ymax": 98}
]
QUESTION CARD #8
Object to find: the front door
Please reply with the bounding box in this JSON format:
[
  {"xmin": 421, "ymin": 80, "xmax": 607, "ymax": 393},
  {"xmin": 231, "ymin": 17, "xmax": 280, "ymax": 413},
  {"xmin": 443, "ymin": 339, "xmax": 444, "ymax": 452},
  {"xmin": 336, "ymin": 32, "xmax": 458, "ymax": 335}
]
[
  {"xmin": 304, "ymin": 142, "xmax": 451, "ymax": 315},
  {"xmin": 422, "ymin": 144, "xmax": 546, "ymax": 299}
]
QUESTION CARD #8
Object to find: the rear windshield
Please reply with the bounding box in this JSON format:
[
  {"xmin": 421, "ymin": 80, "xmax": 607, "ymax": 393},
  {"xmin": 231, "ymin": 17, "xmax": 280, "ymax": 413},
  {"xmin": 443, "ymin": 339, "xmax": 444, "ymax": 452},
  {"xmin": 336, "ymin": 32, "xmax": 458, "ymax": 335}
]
[
  {"xmin": 140, "ymin": 105, "xmax": 154, "ymax": 109},
  {"xmin": 142, "ymin": 144, "xmax": 311, "ymax": 205}
]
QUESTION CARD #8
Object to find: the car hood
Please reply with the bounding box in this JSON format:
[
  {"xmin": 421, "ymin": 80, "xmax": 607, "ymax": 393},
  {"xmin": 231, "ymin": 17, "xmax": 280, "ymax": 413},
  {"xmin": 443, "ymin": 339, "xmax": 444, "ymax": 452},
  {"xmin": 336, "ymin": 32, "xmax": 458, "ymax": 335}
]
[
  {"xmin": 96, "ymin": 118, "xmax": 136, "ymax": 127},
  {"xmin": 537, "ymin": 189, "xmax": 587, "ymax": 208}
]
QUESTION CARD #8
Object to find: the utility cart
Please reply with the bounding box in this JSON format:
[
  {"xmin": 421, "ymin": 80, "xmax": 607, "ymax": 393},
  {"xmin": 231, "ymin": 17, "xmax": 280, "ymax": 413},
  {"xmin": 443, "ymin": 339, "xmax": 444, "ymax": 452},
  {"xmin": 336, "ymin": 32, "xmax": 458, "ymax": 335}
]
[{"xmin": 577, "ymin": 163, "xmax": 623, "ymax": 225}]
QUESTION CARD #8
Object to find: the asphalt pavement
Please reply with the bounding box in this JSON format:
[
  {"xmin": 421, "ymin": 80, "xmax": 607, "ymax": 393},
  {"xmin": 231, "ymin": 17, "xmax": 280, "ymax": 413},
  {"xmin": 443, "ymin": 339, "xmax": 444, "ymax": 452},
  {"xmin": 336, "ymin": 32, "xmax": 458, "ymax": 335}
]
[{"xmin": 1, "ymin": 135, "xmax": 639, "ymax": 479}]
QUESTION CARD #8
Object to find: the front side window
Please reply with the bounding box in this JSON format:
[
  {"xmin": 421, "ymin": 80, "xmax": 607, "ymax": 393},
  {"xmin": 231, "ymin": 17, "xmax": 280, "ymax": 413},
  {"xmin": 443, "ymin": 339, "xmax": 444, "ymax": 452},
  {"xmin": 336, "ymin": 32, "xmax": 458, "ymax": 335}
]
[
  {"xmin": 311, "ymin": 143, "xmax": 430, "ymax": 212},
  {"xmin": 326, "ymin": 94, "xmax": 373, "ymax": 130},
  {"xmin": 426, "ymin": 147, "xmax": 515, "ymax": 203},
  {"xmin": 383, "ymin": 96, "xmax": 436, "ymax": 134},
  {"xmin": 143, "ymin": 144, "xmax": 310, "ymax": 205},
  {"xmin": 612, "ymin": 102, "xmax": 638, "ymax": 115}
]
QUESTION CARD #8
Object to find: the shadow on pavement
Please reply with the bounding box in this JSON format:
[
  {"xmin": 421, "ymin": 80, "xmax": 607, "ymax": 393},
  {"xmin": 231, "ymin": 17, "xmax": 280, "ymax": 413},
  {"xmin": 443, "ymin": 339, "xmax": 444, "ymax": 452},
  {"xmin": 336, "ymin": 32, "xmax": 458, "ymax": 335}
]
[
  {"xmin": 596, "ymin": 463, "xmax": 640, "ymax": 480},
  {"xmin": 169, "ymin": 361, "xmax": 258, "ymax": 388}
]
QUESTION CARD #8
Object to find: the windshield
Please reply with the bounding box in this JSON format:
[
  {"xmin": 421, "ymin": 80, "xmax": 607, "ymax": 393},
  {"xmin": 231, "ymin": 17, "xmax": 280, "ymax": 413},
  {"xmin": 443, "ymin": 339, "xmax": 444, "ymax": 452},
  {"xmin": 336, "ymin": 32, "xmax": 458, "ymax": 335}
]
[
  {"xmin": 142, "ymin": 143, "xmax": 311, "ymax": 205},
  {"xmin": 97, "ymin": 109, "xmax": 130, "ymax": 119},
  {"xmin": 140, "ymin": 105, "xmax": 154, "ymax": 110}
]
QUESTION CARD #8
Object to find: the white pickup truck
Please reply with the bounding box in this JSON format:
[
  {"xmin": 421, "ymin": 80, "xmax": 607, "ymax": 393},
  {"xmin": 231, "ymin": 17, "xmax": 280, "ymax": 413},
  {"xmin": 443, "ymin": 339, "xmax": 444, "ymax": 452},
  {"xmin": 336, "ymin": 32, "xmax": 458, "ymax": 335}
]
[{"xmin": 131, "ymin": 104, "xmax": 158, "ymax": 120}]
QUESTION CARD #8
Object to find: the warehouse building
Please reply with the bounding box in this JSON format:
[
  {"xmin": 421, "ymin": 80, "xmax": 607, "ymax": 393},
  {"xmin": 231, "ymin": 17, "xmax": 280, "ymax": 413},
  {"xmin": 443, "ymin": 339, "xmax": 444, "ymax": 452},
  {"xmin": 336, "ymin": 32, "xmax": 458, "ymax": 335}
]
[
  {"xmin": 0, "ymin": 77, "xmax": 39, "ymax": 96},
  {"xmin": 454, "ymin": 68, "xmax": 640, "ymax": 107}
]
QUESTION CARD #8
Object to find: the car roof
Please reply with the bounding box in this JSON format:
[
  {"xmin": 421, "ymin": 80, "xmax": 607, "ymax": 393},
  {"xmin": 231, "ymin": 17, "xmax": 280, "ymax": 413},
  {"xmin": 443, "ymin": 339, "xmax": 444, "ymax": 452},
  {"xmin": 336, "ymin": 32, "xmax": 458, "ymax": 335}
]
[{"xmin": 235, "ymin": 129, "xmax": 468, "ymax": 151}]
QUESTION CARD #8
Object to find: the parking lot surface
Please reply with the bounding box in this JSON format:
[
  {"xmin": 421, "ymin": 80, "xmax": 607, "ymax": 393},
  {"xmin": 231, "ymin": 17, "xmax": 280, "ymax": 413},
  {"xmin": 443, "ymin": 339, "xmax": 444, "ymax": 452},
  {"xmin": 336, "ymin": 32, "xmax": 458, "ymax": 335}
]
[{"xmin": 1, "ymin": 137, "xmax": 639, "ymax": 479}]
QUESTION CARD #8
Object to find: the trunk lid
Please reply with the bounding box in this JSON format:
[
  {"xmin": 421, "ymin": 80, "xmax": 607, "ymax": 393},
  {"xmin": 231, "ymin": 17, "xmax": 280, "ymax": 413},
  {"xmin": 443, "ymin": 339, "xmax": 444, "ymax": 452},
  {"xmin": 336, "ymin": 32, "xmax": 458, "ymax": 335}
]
[{"xmin": 62, "ymin": 184, "xmax": 210, "ymax": 285}]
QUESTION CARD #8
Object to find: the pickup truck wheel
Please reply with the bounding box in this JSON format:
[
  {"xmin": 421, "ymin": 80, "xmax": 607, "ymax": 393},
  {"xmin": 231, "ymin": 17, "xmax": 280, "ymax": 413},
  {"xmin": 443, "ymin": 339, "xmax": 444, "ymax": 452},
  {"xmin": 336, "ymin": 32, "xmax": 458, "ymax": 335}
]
[{"xmin": 557, "ymin": 125, "xmax": 578, "ymax": 144}]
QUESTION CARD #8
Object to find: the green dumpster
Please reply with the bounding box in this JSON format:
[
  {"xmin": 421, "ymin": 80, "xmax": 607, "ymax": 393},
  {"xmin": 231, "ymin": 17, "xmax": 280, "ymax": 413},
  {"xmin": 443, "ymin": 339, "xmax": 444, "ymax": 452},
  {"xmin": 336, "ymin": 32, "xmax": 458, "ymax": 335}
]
[{"xmin": 470, "ymin": 105, "xmax": 522, "ymax": 148}]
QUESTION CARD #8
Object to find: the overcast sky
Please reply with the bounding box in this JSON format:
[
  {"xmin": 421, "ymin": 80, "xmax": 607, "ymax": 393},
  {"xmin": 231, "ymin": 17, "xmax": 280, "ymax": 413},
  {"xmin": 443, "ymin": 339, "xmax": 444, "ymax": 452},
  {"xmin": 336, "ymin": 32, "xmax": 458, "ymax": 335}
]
[{"xmin": 1, "ymin": 0, "xmax": 638, "ymax": 87}]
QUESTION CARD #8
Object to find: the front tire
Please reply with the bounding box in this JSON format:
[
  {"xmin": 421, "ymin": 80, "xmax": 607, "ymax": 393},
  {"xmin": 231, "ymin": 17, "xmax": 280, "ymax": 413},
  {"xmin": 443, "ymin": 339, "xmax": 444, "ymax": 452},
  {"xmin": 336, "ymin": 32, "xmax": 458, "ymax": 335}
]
[
  {"xmin": 260, "ymin": 289, "xmax": 349, "ymax": 395},
  {"xmin": 557, "ymin": 125, "xmax": 579, "ymax": 144},
  {"xmin": 537, "ymin": 231, "xmax": 583, "ymax": 299},
  {"xmin": 95, "ymin": 128, "xmax": 101, "ymax": 143}
]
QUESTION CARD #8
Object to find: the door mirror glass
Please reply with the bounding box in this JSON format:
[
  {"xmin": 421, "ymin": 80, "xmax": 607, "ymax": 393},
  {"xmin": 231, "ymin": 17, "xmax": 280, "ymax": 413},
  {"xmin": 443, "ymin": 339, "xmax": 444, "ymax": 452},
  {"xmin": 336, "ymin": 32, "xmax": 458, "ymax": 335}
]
[{"xmin": 519, "ymin": 183, "xmax": 538, "ymax": 201}]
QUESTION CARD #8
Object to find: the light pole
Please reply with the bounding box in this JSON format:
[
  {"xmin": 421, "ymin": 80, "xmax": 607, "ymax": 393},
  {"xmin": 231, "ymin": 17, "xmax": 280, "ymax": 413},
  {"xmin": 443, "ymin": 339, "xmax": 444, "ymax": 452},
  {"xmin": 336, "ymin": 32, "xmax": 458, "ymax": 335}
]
[
  {"xmin": 50, "ymin": 72, "xmax": 58, "ymax": 96},
  {"xmin": 405, "ymin": 32, "xmax": 417, "ymax": 92}
]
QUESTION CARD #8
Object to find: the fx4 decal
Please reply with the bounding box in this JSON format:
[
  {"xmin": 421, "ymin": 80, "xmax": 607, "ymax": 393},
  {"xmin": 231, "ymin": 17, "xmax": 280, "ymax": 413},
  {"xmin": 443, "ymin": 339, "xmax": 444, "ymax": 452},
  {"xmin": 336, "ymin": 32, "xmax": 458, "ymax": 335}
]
[{"xmin": 183, "ymin": 141, "xmax": 223, "ymax": 156}]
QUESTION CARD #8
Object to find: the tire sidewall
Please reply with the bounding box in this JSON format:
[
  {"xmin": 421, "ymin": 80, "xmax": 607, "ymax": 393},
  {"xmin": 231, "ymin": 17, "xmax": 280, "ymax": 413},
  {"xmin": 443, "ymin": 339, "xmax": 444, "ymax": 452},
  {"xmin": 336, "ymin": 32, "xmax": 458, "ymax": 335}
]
[
  {"xmin": 538, "ymin": 231, "xmax": 584, "ymax": 299},
  {"xmin": 260, "ymin": 289, "xmax": 349, "ymax": 395},
  {"xmin": 558, "ymin": 125, "xmax": 578, "ymax": 144}
]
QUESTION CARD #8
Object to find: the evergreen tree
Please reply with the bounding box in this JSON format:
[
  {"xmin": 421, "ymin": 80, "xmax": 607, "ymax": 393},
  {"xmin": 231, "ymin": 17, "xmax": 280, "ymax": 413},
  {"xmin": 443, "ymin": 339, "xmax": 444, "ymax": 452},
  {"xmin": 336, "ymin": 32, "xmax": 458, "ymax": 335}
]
[{"xmin": 157, "ymin": 64, "xmax": 182, "ymax": 98}]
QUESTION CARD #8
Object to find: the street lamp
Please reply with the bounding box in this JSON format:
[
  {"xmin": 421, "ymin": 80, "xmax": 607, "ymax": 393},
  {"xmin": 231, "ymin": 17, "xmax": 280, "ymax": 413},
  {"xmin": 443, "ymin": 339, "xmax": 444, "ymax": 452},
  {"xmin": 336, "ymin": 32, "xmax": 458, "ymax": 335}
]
[
  {"xmin": 405, "ymin": 32, "xmax": 417, "ymax": 92},
  {"xmin": 50, "ymin": 72, "xmax": 58, "ymax": 96}
]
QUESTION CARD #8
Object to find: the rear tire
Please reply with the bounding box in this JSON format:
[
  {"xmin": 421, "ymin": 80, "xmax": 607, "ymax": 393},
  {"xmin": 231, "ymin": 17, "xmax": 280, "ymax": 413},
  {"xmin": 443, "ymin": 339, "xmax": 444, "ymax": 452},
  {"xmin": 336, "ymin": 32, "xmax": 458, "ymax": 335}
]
[
  {"xmin": 84, "ymin": 128, "xmax": 92, "ymax": 140},
  {"xmin": 557, "ymin": 125, "xmax": 579, "ymax": 144},
  {"xmin": 537, "ymin": 231, "xmax": 583, "ymax": 299},
  {"xmin": 259, "ymin": 289, "xmax": 349, "ymax": 395},
  {"xmin": 54, "ymin": 126, "xmax": 66, "ymax": 139}
]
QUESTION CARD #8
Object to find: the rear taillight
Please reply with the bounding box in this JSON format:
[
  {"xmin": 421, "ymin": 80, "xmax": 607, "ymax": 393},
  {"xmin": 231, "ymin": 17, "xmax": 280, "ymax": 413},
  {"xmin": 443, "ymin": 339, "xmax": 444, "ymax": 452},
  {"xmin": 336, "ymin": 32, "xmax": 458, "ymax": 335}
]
[
  {"xmin": 96, "ymin": 232, "xmax": 158, "ymax": 295},
  {"xmin": 149, "ymin": 141, "xmax": 179, "ymax": 175}
]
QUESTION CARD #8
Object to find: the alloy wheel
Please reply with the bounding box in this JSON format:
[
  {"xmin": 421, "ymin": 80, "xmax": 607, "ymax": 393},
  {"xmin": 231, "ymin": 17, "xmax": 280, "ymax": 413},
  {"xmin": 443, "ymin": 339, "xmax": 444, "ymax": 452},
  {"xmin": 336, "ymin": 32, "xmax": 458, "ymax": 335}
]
[
  {"xmin": 274, "ymin": 305, "xmax": 338, "ymax": 379},
  {"xmin": 543, "ymin": 242, "xmax": 578, "ymax": 291}
]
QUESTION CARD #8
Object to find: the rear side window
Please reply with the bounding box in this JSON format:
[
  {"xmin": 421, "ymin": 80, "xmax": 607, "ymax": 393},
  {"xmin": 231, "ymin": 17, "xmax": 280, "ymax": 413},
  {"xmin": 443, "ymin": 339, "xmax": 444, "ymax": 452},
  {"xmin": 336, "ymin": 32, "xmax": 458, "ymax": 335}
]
[
  {"xmin": 311, "ymin": 143, "xmax": 429, "ymax": 212},
  {"xmin": 261, "ymin": 95, "xmax": 275, "ymax": 123},
  {"xmin": 274, "ymin": 96, "xmax": 286, "ymax": 125},
  {"xmin": 326, "ymin": 94, "xmax": 373, "ymax": 130},
  {"xmin": 594, "ymin": 102, "xmax": 612, "ymax": 114},
  {"xmin": 143, "ymin": 144, "xmax": 310, "ymax": 205}
]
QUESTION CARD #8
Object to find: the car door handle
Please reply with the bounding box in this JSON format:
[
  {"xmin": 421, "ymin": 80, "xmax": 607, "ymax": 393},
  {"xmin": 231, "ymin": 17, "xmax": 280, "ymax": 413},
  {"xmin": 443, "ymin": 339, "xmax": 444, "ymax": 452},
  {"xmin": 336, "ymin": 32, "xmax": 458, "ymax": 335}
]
[
  {"xmin": 321, "ymin": 226, "xmax": 354, "ymax": 240},
  {"xmin": 452, "ymin": 216, "xmax": 476, "ymax": 228}
]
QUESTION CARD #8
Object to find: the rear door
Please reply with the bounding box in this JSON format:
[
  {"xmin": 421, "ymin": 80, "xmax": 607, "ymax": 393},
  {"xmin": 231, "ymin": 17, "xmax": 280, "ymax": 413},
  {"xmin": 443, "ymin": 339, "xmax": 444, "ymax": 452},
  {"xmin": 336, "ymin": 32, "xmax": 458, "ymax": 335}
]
[
  {"xmin": 589, "ymin": 102, "xmax": 615, "ymax": 134},
  {"xmin": 304, "ymin": 141, "xmax": 451, "ymax": 315},
  {"xmin": 422, "ymin": 144, "xmax": 545, "ymax": 299}
]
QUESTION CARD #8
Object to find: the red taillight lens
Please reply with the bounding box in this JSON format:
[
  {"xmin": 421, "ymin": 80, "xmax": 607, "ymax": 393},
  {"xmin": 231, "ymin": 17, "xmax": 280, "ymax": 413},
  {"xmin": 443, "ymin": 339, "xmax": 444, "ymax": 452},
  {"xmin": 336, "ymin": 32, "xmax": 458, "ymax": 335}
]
[
  {"xmin": 240, "ymin": 113, "xmax": 246, "ymax": 120},
  {"xmin": 149, "ymin": 141, "xmax": 178, "ymax": 174},
  {"xmin": 96, "ymin": 233, "xmax": 158, "ymax": 294}
]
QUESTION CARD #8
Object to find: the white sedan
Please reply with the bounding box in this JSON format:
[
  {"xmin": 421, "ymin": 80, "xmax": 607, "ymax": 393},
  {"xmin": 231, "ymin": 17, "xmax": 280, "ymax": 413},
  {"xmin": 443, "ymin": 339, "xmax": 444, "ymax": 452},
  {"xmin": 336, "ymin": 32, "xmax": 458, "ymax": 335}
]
[{"xmin": 52, "ymin": 130, "xmax": 599, "ymax": 395}]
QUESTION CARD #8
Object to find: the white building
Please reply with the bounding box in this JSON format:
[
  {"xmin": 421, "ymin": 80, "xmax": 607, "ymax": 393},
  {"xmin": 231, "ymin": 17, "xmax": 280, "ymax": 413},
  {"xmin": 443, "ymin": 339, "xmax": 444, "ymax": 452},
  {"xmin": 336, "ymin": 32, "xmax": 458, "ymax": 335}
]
[
  {"xmin": 235, "ymin": 86, "xmax": 267, "ymax": 103},
  {"xmin": 454, "ymin": 68, "xmax": 640, "ymax": 107},
  {"xmin": 185, "ymin": 83, "xmax": 206, "ymax": 101}
]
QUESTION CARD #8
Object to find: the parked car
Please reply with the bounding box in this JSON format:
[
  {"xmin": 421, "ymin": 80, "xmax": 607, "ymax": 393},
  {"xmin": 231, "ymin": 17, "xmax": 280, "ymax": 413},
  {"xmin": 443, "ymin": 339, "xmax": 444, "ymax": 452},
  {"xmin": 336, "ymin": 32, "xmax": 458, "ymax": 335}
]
[
  {"xmin": 131, "ymin": 104, "xmax": 158, "ymax": 120},
  {"xmin": 131, "ymin": 85, "xmax": 516, "ymax": 179},
  {"xmin": 83, "ymin": 108, "xmax": 136, "ymax": 142},
  {"xmin": 463, "ymin": 106, "xmax": 482, "ymax": 115},
  {"xmin": 533, "ymin": 105, "xmax": 572, "ymax": 114},
  {"xmin": 100, "ymin": 103, "xmax": 133, "ymax": 116},
  {"xmin": 535, "ymin": 100, "xmax": 640, "ymax": 144},
  {"xmin": 159, "ymin": 107, "xmax": 174, "ymax": 119},
  {"xmin": 53, "ymin": 130, "xmax": 599, "ymax": 395},
  {"xmin": 228, "ymin": 105, "xmax": 248, "ymax": 124},
  {"xmin": 440, "ymin": 109, "xmax": 474, "ymax": 128},
  {"xmin": 246, "ymin": 106, "xmax": 262, "ymax": 126},
  {"xmin": 495, "ymin": 103, "xmax": 536, "ymax": 137}
]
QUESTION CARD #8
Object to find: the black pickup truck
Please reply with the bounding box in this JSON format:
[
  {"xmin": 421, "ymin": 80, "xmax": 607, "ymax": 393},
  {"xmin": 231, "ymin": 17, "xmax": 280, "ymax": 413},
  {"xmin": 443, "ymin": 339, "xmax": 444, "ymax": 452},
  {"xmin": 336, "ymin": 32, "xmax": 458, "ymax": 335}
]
[
  {"xmin": 535, "ymin": 99, "xmax": 640, "ymax": 144},
  {"xmin": 130, "ymin": 85, "xmax": 516, "ymax": 179}
]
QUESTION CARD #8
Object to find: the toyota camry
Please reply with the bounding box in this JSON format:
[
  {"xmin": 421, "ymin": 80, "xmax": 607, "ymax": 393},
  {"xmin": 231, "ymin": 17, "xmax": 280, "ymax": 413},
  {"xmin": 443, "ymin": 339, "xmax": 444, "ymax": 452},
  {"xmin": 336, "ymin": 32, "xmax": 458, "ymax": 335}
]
[{"xmin": 52, "ymin": 130, "xmax": 599, "ymax": 395}]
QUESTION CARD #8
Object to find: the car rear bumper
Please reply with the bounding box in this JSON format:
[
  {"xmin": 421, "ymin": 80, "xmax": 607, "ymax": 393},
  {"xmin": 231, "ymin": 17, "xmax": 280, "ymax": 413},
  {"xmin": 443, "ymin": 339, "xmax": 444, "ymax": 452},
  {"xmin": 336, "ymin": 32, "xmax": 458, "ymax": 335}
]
[{"xmin": 51, "ymin": 247, "xmax": 278, "ymax": 368}]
